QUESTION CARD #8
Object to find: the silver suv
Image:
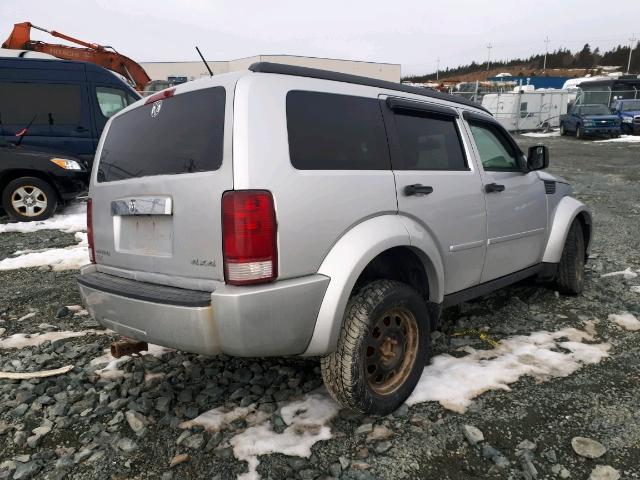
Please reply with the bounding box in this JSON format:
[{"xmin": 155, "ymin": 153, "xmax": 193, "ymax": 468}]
[{"xmin": 78, "ymin": 63, "xmax": 592, "ymax": 415}]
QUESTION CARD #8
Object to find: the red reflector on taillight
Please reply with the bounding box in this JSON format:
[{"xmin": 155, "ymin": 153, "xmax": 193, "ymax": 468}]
[
  {"xmin": 222, "ymin": 190, "xmax": 277, "ymax": 285},
  {"xmin": 144, "ymin": 87, "xmax": 176, "ymax": 105},
  {"xmin": 87, "ymin": 198, "xmax": 95, "ymax": 264}
]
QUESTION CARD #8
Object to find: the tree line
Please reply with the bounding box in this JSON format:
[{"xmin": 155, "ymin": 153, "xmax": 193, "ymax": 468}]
[{"xmin": 404, "ymin": 43, "xmax": 640, "ymax": 82}]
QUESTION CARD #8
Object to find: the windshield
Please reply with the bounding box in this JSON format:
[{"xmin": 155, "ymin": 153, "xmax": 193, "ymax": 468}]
[
  {"xmin": 579, "ymin": 105, "xmax": 610, "ymax": 116},
  {"xmin": 621, "ymin": 100, "xmax": 640, "ymax": 111}
]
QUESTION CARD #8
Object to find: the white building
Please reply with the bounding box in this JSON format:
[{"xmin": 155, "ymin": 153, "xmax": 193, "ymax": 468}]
[{"xmin": 140, "ymin": 54, "xmax": 401, "ymax": 83}]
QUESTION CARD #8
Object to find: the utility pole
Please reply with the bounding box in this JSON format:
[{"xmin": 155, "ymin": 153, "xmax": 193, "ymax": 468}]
[
  {"xmin": 436, "ymin": 57, "xmax": 440, "ymax": 81},
  {"xmin": 543, "ymin": 36, "xmax": 551, "ymax": 71},
  {"xmin": 628, "ymin": 34, "xmax": 637, "ymax": 74},
  {"xmin": 486, "ymin": 43, "xmax": 492, "ymax": 71}
]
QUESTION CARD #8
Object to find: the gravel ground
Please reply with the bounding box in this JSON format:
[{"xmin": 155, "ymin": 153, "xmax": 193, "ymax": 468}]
[{"xmin": 1, "ymin": 135, "xmax": 639, "ymax": 480}]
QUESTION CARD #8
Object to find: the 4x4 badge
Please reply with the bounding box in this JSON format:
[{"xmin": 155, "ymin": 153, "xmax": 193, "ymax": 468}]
[
  {"xmin": 151, "ymin": 100, "xmax": 163, "ymax": 117},
  {"xmin": 128, "ymin": 199, "xmax": 136, "ymax": 214}
]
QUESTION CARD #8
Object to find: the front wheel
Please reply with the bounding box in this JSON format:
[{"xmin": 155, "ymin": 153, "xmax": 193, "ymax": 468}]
[
  {"xmin": 2, "ymin": 177, "xmax": 57, "ymax": 222},
  {"xmin": 576, "ymin": 125, "xmax": 584, "ymax": 139},
  {"xmin": 560, "ymin": 123, "xmax": 567, "ymax": 136},
  {"xmin": 321, "ymin": 280, "xmax": 430, "ymax": 415},
  {"xmin": 554, "ymin": 220, "xmax": 585, "ymax": 295}
]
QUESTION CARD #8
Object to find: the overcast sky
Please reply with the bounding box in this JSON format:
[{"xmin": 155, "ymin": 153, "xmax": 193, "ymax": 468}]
[{"xmin": 1, "ymin": 0, "xmax": 638, "ymax": 76}]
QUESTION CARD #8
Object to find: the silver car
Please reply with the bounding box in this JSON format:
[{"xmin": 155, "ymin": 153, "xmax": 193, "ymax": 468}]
[{"xmin": 78, "ymin": 63, "xmax": 592, "ymax": 415}]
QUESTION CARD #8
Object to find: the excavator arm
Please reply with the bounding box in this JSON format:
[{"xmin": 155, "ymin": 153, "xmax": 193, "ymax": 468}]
[{"xmin": 3, "ymin": 22, "xmax": 151, "ymax": 91}]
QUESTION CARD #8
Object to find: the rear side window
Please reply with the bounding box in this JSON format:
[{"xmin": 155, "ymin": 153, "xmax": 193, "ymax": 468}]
[
  {"xmin": 392, "ymin": 113, "xmax": 467, "ymax": 170},
  {"xmin": 97, "ymin": 87, "xmax": 225, "ymax": 182},
  {"xmin": 286, "ymin": 91, "xmax": 390, "ymax": 170},
  {"xmin": 0, "ymin": 82, "xmax": 81, "ymax": 125}
]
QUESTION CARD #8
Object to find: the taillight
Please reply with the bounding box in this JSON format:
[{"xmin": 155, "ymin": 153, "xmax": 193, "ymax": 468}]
[
  {"xmin": 222, "ymin": 190, "xmax": 277, "ymax": 285},
  {"xmin": 87, "ymin": 198, "xmax": 95, "ymax": 264}
]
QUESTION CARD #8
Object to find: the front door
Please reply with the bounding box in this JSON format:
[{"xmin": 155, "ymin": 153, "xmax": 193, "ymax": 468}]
[
  {"xmin": 382, "ymin": 97, "xmax": 487, "ymax": 295},
  {"xmin": 464, "ymin": 115, "xmax": 547, "ymax": 282}
]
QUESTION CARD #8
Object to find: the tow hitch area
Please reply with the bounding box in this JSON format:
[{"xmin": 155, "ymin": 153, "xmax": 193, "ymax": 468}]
[{"xmin": 111, "ymin": 337, "xmax": 148, "ymax": 358}]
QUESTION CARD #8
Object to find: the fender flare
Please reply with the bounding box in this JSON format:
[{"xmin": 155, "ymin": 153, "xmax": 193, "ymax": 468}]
[
  {"xmin": 302, "ymin": 214, "xmax": 444, "ymax": 356},
  {"xmin": 542, "ymin": 196, "xmax": 592, "ymax": 264}
]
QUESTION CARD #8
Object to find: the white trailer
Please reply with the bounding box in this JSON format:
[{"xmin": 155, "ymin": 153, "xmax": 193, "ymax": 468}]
[{"xmin": 481, "ymin": 89, "xmax": 569, "ymax": 131}]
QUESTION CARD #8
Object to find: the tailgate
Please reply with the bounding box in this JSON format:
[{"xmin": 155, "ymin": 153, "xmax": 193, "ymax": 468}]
[{"xmin": 90, "ymin": 85, "xmax": 232, "ymax": 282}]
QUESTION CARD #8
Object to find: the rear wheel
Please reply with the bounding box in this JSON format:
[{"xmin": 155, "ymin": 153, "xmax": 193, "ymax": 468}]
[
  {"xmin": 1, "ymin": 177, "xmax": 57, "ymax": 222},
  {"xmin": 555, "ymin": 220, "xmax": 585, "ymax": 295},
  {"xmin": 321, "ymin": 280, "xmax": 430, "ymax": 415}
]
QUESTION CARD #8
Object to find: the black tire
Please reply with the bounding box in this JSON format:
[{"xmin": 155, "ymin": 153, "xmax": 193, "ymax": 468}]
[
  {"xmin": 555, "ymin": 220, "xmax": 585, "ymax": 295},
  {"xmin": 1, "ymin": 177, "xmax": 57, "ymax": 222},
  {"xmin": 560, "ymin": 123, "xmax": 567, "ymax": 136},
  {"xmin": 576, "ymin": 125, "xmax": 584, "ymax": 139},
  {"xmin": 321, "ymin": 280, "xmax": 430, "ymax": 415}
]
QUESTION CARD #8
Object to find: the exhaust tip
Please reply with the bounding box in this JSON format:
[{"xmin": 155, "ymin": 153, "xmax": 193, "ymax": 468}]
[{"xmin": 111, "ymin": 338, "xmax": 149, "ymax": 358}]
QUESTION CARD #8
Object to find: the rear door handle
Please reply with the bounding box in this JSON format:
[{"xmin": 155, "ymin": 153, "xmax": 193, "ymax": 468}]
[
  {"xmin": 404, "ymin": 184, "xmax": 434, "ymax": 196},
  {"xmin": 485, "ymin": 183, "xmax": 505, "ymax": 193}
]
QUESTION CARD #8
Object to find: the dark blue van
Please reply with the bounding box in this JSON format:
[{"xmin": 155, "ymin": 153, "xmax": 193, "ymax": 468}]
[{"xmin": 0, "ymin": 57, "xmax": 140, "ymax": 164}]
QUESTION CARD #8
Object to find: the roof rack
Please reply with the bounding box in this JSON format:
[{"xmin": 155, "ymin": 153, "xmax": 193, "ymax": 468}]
[{"xmin": 248, "ymin": 62, "xmax": 489, "ymax": 113}]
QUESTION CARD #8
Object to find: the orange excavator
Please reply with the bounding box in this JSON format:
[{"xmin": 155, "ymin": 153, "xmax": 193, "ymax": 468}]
[{"xmin": 2, "ymin": 21, "xmax": 151, "ymax": 91}]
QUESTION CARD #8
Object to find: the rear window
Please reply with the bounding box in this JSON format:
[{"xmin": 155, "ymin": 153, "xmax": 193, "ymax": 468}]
[
  {"xmin": 0, "ymin": 82, "xmax": 81, "ymax": 125},
  {"xmin": 286, "ymin": 91, "xmax": 390, "ymax": 170},
  {"xmin": 97, "ymin": 87, "xmax": 225, "ymax": 183}
]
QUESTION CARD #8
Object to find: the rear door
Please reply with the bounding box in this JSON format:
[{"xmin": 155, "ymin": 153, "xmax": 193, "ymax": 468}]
[
  {"xmin": 463, "ymin": 113, "xmax": 547, "ymax": 282},
  {"xmin": 381, "ymin": 97, "xmax": 487, "ymax": 294},
  {"xmin": 90, "ymin": 84, "xmax": 232, "ymax": 283}
]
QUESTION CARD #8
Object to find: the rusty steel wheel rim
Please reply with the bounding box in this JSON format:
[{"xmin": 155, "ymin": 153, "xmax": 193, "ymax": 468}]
[{"xmin": 365, "ymin": 306, "xmax": 419, "ymax": 396}]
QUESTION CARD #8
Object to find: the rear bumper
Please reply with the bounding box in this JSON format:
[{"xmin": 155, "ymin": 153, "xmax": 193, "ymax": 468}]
[{"xmin": 77, "ymin": 266, "xmax": 329, "ymax": 357}]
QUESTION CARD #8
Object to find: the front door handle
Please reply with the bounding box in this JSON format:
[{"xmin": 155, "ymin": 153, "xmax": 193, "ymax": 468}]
[
  {"xmin": 404, "ymin": 184, "xmax": 434, "ymax": 196},
  {"xmin": 485, "ymin": 183, "xmax": 505, "ymax": 193}
]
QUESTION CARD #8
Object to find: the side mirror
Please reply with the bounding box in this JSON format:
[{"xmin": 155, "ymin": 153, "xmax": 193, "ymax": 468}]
[{"xmin": 527, "ymin": 145, "xmax": 549, "ymax": 171}]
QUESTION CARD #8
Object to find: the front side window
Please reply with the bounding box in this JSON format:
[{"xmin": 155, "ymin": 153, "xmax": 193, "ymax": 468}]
[
  {"xmin": 469, "ymin": 122, "xmax": 521, "ymax": 172},
  {"xmin": 0, "ymin": 82, "xmax": 81, "ymax": 126},
  {"xmin": 96, "ymin": 87, "xmax": 130, "ymax": 118},
  {"xmin": 286, "ymin": 91, "xmax": 390, "ymax": 170},
  {"xmin": 392, "ymin": 113, "xmax": 468, "ymax": 171}
]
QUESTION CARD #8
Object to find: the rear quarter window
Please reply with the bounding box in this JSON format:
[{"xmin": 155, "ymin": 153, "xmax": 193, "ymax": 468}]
[
  {"xmin": 97, "ymin": 87, "xmax": 225, "ymax": 182},
  {"xmin": 286, "ymin": 90, "xmax": 390, "ymax": 170}
]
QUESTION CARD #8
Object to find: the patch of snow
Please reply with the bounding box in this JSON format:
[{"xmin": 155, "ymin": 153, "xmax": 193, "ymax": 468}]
[
  {"xmin": 521, "ymin": 130, "xmax": 560, "ymax": 138},
  {"xmin": 595, "ymin": 135, "xmax": 640, "ymax": 144},
  {"xmin": 631, "ymin": 286, "xmax": 640, "ymax": 294},
  {"xmin": 0, "ymin": 201, "xmax": 86, "ymax": 234},
  {"xmin": 0, "ymin": 232, "xmax": 89, "ymax": 271},
  {"xmin": 180, "ymin": 404, "xmax": 266, "ymax": 432},
  {"xmin": 608, "ymin": 312, "xmax": 640, "ymax": 331},
  {"xmin": 230, "ymin": 392, "xmax": 339, "ymax": 480},
  {"xmin": 90, "ymin": 344, "xmax": 172, "ymax": 379},
  {"xmin": 601, "ymin": 267, "xmax": 638, "ymax": 279},
  {"xmin": 0, "ymin": 329, "xmax": 106, "ymax": 349},
  {"xmin": 406, "ymin": 327, "xmax": 610, "ymax": 413}
]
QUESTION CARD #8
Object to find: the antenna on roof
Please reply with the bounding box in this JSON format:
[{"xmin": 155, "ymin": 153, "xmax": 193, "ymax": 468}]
[{"xmin": 195, "ymin": 46, "xmax": 213, "ymax": 77}]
